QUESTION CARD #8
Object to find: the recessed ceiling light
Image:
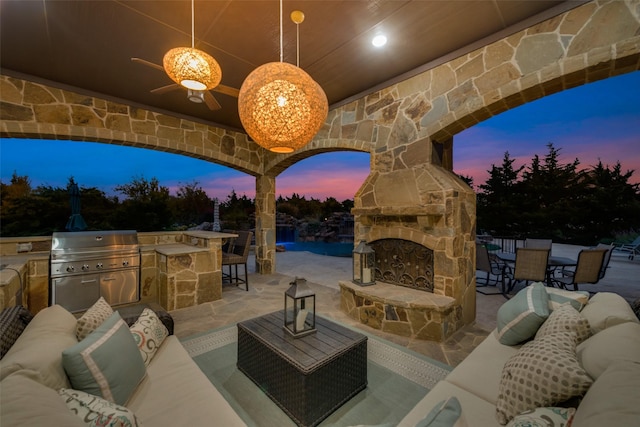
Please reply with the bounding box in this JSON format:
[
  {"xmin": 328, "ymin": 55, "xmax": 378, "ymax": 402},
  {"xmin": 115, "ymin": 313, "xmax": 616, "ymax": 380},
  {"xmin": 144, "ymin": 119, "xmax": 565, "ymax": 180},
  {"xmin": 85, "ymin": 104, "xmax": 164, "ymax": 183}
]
[{"xmin": 372, "ymin": 34, "xmax": 387, "ymax": 47}]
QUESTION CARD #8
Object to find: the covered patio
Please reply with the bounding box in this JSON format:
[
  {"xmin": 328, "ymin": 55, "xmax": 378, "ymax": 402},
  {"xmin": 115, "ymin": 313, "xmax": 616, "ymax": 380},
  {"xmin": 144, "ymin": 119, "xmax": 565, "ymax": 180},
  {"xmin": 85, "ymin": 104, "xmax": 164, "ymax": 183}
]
[{"xmin": 170, "ymin": 244, "xmax": 640, "ymax": 367}]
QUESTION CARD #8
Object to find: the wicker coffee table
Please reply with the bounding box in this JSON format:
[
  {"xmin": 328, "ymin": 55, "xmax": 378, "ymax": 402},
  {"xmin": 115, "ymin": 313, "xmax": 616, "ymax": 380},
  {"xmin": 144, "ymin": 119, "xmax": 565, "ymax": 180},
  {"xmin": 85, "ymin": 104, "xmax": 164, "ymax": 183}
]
[{"xmin": 237, "ymin": 310, "xmax": 367, "ymax": 427}]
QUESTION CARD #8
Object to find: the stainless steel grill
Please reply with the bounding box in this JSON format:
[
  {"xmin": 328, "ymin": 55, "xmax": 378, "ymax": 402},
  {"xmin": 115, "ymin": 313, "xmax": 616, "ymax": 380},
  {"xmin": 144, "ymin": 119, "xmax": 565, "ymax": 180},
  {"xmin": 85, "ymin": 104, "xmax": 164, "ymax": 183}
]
[{"xmin": 50, "ymin": 230, "xmax": 140, "ymax": 313}]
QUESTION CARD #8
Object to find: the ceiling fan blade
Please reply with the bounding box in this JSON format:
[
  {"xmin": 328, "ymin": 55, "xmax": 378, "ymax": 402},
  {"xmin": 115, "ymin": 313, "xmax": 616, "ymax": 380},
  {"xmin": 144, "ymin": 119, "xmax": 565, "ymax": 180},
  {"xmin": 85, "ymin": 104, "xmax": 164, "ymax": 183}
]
[
  {"xmin": 204, "ymin": 91, "xmax": 222, "ymax": 110},
  {"xmin": 151, "ymin": 84, "xmax": 180, "ymax": 94},
  {"xmin": 131, "ymin": 57, "xmax": 164, "ymax": 72},
  {"xmin": 213, "ymin": 84, "xmax": 240, "ymax": 98}
]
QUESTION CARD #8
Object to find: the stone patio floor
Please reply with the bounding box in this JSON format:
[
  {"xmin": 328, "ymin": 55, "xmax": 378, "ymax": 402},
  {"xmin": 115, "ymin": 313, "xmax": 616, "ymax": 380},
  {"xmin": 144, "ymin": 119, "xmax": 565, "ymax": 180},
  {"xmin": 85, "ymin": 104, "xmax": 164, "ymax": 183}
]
[{"xmin": 170, "ymin": 244, "xmax": 640, "ymax": 368}]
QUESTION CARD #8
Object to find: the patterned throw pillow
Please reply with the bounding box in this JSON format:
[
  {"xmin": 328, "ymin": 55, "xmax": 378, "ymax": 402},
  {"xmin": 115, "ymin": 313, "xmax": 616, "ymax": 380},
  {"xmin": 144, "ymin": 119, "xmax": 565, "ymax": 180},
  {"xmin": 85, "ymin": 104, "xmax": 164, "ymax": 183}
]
[
  {"xmin": 129, "ymin": 308, "xmax": 169, "ymax": 366},
  {"xmin": 545, "ymin": 287, "xmax": 590, "ymax": 311},
  {"xmin": 496, "ymin": 332, "xmax": 592, "ymax": 425},
  {"xmin": 535, "ymin": 303, "xmax": 591, "ymax": 344},
  {"xmin": 496, "ymin": 282, "xmax": 550, "ymax": 346},
  {"xmin": 59, "ymin": 388, "xmax": 141, "ymax": 427},
  {"xmin": 76, "ymin": 297, "xmax": 114, "ymax": 341},
  {"xmin": 507, "ymin": 407, "xmax": 575, "ymax": 427}
]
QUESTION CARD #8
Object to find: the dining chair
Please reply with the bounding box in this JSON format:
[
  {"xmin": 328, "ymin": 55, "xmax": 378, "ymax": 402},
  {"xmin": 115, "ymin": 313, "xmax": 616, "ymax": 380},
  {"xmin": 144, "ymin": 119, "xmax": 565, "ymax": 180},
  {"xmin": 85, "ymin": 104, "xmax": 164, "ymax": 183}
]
[
  {"xmin": 222, "ymin": 230, "xmax": 253, "ymax": 291},
  {"xmin": 559, "ymin": 243, "xmax": 613, "ymax": 282},
  {"xmin": 475, "ymin": 243, "xmax": 508, "ymax": 296},
  {"xmin": 551, "ymin": 248, "xmax": 607, "ymax": 291},
  {"xmin": 505, "ymin": 248, "xmax": 550, "ymax": 294},
  {"xmin": 525, "ymin": 238, "xmax": 553, "ymax": 254},
  {"xmin": 595, "ymin": 243, "xmax": 614, "ymax": 280}
]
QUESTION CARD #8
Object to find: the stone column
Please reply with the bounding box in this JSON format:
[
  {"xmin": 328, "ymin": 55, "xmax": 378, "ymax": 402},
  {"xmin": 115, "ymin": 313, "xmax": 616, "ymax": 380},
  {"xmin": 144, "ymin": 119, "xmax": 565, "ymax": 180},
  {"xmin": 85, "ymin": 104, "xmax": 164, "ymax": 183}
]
[{"xmin": 255, "ymin": 175, "xmax": 276, "ymax": 274}]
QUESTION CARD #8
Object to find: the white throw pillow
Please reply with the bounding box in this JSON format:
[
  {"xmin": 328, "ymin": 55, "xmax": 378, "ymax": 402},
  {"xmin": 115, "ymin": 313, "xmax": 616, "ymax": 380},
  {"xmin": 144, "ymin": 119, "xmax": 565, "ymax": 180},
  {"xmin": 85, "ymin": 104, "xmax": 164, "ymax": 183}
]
[
  {"xmin": 59, "ymin": 388, "xmax": 141, "ymax": 427},
  {"xmin": 129, "ymin": 308, "xmax": 169, "ymax": 366},
  {"xmin": 507, "ymin": 407, "xmax": 575, "ymax": 427}
]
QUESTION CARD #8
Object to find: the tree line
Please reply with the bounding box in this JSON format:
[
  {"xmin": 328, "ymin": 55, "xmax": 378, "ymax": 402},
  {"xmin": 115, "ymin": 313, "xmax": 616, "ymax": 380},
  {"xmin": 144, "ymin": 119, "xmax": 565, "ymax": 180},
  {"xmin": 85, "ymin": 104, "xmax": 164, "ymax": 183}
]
[
  {"xmin": 0, "ymin": 174, "xmax": 352, "ymax": 237},
  {"xmin": 463, "ymin": 143, "xmax": 640, "ymax": 246},
  {"xmin": 1, "ymin": 143, "xmax": 639, "ymax": 244}
]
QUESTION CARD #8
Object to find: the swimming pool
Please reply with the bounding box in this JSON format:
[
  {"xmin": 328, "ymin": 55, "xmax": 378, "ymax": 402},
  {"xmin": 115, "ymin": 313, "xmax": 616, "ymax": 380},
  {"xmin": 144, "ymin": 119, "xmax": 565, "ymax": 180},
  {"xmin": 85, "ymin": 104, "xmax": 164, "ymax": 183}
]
[{"xmin": 278, "ymin": 241, "xmax": 353, "ymax": 257}]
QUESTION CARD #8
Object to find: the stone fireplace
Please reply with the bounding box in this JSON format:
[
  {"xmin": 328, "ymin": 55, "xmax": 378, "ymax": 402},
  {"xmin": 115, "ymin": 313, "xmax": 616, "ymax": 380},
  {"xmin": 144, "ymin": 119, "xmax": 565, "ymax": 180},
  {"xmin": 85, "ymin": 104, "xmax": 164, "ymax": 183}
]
[{"xmin": 340, "ymin": 153, "xmax": 476, "ymax": 342}]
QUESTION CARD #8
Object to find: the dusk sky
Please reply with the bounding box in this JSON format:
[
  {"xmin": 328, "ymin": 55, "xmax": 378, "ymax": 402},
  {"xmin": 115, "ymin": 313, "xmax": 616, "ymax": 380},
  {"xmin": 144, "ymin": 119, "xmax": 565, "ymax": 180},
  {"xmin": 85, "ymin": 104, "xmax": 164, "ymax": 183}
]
[{"xmin": 1, "ymin": 71, "xmax": 639, "ymax": 202}]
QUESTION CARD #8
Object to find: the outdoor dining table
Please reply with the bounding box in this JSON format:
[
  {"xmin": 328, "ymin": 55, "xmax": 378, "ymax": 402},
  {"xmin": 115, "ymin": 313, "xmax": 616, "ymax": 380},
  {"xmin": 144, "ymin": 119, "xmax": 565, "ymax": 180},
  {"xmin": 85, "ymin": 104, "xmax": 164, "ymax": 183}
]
[{"xmin": 494, "ymin": 251, "xmax": 577, "ymax": 287}]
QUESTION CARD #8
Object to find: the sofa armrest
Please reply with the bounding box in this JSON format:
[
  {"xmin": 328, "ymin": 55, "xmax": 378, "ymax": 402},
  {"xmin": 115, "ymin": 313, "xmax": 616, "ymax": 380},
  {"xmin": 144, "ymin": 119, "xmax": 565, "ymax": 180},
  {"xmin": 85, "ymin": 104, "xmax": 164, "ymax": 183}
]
[{"xmin": 0, "ymin": 306, "xmax": 33, "ymax": 359}]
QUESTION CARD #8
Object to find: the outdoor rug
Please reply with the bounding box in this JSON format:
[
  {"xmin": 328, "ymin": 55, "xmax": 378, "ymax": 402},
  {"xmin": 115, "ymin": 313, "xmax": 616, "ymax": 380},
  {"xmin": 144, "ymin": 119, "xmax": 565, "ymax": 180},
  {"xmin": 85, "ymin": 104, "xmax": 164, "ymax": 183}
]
[{"xmin": 180, "ymin": 319, "xmax": 451, "ymax": 427}]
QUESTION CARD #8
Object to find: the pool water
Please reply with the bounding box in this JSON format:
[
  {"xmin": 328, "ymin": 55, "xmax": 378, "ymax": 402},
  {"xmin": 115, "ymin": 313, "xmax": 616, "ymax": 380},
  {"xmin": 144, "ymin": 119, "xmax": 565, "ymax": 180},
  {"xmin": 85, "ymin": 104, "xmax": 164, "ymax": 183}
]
[{"xmin": 278, "ymin": 241, "xmax": 353, "ymax": 257}]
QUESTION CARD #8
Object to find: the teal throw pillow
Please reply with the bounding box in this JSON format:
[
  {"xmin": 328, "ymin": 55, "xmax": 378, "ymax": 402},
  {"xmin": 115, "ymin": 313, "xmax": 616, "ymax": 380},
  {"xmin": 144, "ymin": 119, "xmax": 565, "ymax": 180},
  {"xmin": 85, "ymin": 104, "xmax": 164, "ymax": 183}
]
[
  {"xmin": 62, "ymin": 312, "xmax": 146, "ymax": 405},
  {"xmin": 497, "ymin": 282, "xmax": 550, "ymax": 346},
  {"xmin": 416, "ymin": 396, "xmax": 466, "ymax": 427}
]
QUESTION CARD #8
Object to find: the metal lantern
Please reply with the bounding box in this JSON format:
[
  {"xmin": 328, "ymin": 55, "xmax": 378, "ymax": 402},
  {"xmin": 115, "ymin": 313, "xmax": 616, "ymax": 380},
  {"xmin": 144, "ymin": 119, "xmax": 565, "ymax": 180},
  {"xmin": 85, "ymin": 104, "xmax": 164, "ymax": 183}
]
[
  {"xmin": 353, "ymin": 240, "xmax": 376, "ymax": 286},
  {"xmin": 284, "ymin": 277, "xmax": 316, "ymax": 337}
]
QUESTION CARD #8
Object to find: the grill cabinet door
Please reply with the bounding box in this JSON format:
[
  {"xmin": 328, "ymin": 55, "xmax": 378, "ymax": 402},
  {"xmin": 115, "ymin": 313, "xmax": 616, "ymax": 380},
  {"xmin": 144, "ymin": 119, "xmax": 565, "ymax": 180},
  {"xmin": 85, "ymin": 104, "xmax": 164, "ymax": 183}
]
[
  {"xmin": 100, "ymin": 268, "xmax": 139, "ymax": 306},
  {"xmin": 52, "ymin": 274, "xmax": 100, "ymax": 313}
]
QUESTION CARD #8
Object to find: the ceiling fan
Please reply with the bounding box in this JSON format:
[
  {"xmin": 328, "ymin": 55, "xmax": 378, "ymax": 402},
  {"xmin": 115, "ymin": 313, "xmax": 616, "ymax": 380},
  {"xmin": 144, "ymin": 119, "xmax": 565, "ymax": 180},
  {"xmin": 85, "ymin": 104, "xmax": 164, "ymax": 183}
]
[{"xmin": 131, "ymin": 57, "xmax": 239, "ymax": 111}]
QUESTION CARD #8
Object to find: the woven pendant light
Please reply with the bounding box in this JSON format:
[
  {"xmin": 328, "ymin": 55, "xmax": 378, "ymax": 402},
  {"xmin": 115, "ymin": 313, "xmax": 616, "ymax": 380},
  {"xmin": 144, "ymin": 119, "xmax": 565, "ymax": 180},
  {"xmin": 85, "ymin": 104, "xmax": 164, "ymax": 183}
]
[
  {"xmin": 238, "ymin": 3, "xmax": 328, "ymax": 153},
  {"xmin": 164, "ymin": 47, "xmax": 221, "ymax": 90},
  {"xmin": 238, "ymin": 62, "xmax": 327, "ymax": 153},
  {"xmin": 163, "ymin": 0, "xmax": 221, "ymax": 91}
]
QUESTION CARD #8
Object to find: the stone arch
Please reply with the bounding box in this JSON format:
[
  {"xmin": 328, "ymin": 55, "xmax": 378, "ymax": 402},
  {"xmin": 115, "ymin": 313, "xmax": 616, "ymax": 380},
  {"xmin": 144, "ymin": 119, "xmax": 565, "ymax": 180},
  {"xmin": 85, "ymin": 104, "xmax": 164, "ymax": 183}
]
[
  {"xmin": 0, "ymin": 76, "xmax": 264, "ymax": 176},
  {"xmin": 263, "ymin": 140, "xmax": 371, "ymax": 176}
]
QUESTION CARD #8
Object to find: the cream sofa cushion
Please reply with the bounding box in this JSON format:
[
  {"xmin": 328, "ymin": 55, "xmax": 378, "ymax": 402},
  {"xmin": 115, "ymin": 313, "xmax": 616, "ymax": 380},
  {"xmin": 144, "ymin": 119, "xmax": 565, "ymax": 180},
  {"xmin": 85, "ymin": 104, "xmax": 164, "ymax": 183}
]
[
  {"xmin": 446, "ymin": 332, "xmax": 519, "ymax": 405},
  {"xmin": 580, "ymin": 292, "xmax": 639, "ymax": 334},
  {"xmin": 0, "ymin": 305, "xmax": 78, "ymax": 389},
  {"xmin": 0, "ymin": 371, "xmax": 85, "ymax": 427},
  {"xmin": 576, "ymin": 321, "xmax": 640, "ymax": 379},
  {"xmin": 126, "ymin": 335, "xmax": 247, "ymax": 426},
  {"xmin": 571, "ymin": 361, "xmax": 640, "ymax": 427}
]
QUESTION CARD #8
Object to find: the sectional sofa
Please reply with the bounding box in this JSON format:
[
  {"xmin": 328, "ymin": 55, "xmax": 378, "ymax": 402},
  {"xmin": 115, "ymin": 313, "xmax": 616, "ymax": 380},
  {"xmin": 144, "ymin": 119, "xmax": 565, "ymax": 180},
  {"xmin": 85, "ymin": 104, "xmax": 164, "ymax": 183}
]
[
  {"xmin": 398, "ymin": 286, "xmax": 640, "ymax": 426},
  {"xmin": 0, "ymin": 301, "xmax": 246, "ymax": 426},
  {"xmin": 1, "ymin": 287, "xmax": 639, "ymax": 426}
]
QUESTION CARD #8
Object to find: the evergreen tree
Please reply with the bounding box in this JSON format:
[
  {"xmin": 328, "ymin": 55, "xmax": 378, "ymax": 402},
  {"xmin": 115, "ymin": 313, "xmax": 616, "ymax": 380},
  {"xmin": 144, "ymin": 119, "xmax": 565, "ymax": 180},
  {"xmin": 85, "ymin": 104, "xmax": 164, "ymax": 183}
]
[{"xmin": 477, "ymin": 151, "xmax": 524, "ymax": 236}]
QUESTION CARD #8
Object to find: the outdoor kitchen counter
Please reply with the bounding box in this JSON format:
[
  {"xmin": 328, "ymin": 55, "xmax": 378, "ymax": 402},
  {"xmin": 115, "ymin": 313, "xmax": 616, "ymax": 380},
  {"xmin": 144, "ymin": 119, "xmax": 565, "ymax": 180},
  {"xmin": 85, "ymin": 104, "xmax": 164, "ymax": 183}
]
[
  {"xmin": 143, "ymin": 244, "xmax": 210, "ymax": 256},
  {"xmin": 0, "ymin": 252, "xmax": 48, "ymax": 310},
  {"xmin": 140, "ymin": 232, "xmax": 238, "ymax": 311}
]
